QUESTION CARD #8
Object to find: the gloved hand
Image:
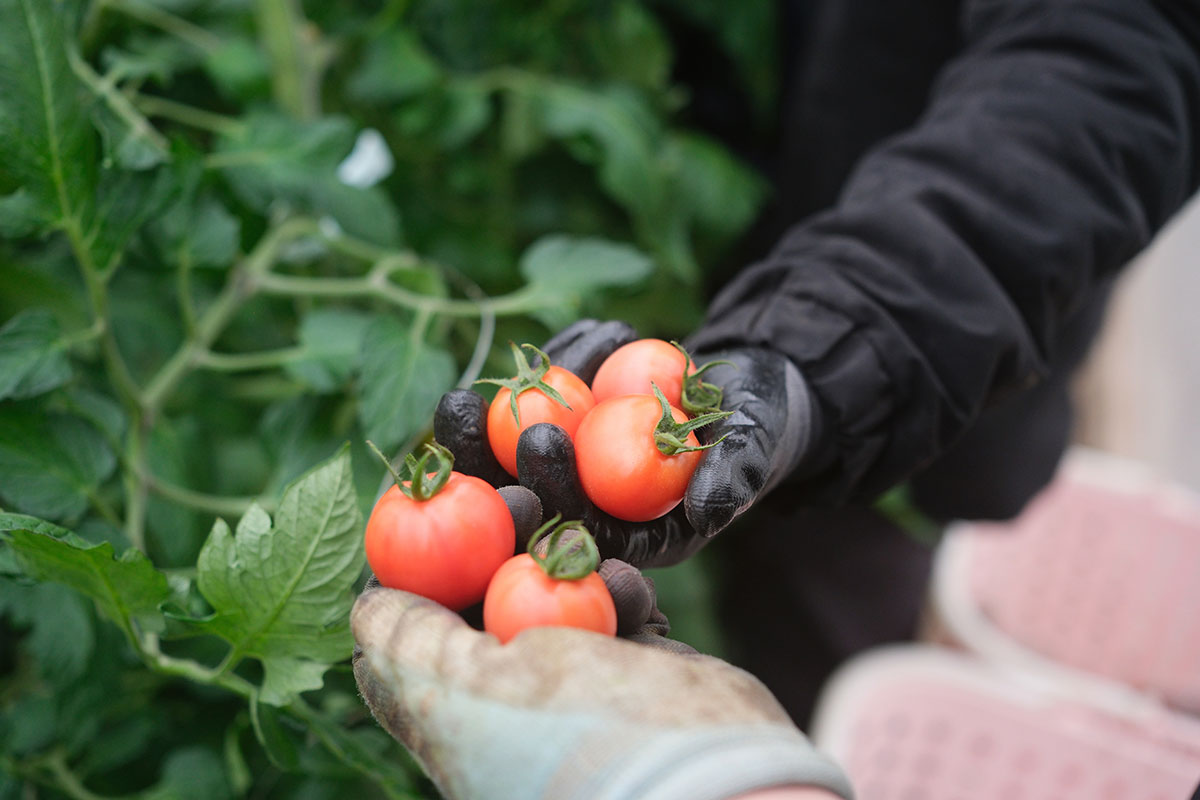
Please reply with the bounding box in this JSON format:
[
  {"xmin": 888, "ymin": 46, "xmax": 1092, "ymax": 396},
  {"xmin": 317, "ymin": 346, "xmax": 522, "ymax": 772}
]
[
  {"xmin": 352, "ymin": 584, "xmax": 854, "ymax": 800},
  {"xmin": 435, "ymin": 320, "xmax": 824, "ymax": 567}
]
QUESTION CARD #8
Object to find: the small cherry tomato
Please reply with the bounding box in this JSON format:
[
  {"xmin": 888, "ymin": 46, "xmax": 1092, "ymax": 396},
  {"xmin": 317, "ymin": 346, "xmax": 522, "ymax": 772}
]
[
  {"xmin": 480, "ymin": 343, "xmax": 595, "ymax": 477},
  {"xmin": 483, "ymin": 519, "xmax": 616, "ymax": 644},
  {"xmin": 591, "ymin": 339, "xmax": 725, "ymax": 414},
  {"xmin": 573, "ymin": 387, "xmax": 728, "ymax": 522},
  {"xmin": 364, "ymin": 443, "xmax": 515, "ymax": 611}
]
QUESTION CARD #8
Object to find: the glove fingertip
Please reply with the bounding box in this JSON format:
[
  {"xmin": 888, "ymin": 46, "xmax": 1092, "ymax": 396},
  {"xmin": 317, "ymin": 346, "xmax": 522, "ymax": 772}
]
[
  {"xmin": 516, "ymin": 424, "xmax": 585, "ymax": 502},
  {"xmin": 497, "ymin": 485, "xmax": 543, "ymax": 551},
  {"xmin": 685, "ymin": 465, "xmax": 753, "ymax": 539},
  {"xmin": 598, "ymin": 560, "xmax": 653, "ymax": 634},
  {"xmin": 434, "ymin": 389, "xmax": 510, "ymax": 487}
]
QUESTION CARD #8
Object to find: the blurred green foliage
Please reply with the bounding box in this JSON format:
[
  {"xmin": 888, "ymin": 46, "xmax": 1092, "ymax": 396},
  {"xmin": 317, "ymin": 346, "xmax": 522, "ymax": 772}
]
[{"xmin": 0, "ymin": 0, "xmax": 773, "ymax": 796}]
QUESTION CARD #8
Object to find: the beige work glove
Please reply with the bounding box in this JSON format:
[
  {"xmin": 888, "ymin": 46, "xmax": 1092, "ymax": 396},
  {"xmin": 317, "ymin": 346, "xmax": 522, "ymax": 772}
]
[{"xmin": 351, "ymin": 586, "xmax": 854, "ymax": 800}]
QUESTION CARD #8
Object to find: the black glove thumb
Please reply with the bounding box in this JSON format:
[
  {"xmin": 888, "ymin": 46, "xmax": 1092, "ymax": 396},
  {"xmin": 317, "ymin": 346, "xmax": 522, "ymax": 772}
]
[{"xmin": 685, "ymin": 348, "xmax": 822, "ymax": 538}]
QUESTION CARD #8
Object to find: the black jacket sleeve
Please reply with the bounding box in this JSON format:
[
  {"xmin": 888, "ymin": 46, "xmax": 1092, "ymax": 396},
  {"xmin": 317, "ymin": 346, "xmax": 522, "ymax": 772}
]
[{"xmin": 689, "ymin": 0, "xmax": 1200, "ymax": 505}]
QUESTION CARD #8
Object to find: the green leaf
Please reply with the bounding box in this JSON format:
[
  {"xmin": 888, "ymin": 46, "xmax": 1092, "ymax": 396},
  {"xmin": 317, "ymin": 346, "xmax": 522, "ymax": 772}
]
[
  {"xmin": 358, "ymin": 317, "xmax": 457, "ymax": 453},
  {"xmin": 347, "ymin": 29, "xmax": 441, "ymax": 104},
  {"xmin": 394, "ymin": 82, "xmax": 492, "ymax": 150},
  {"xmin": 204, "ymin": 35, "xmax": 271, "ymax": 103},
  {"xmin": 151, "ymin": 747, "xmax": 234, "ymax": 800},
  {"xmin": 669, "ymin": 132, "xmax": 768, "ymax": 239},
  {"xmin": 192, "ymin": 448, "xmax": 364, "ymax": 703},
  {"xmin": 585, "ymin": 1, "xmax": 671, "ymax": 90},
  {"xmin": 298, "ymin": 711, "xmax": 420, "ymax": 796},
  {"xmin": 260, "ymin": 657, "xmax": 332, "ymax": 707},
  {"xmin": 530, "ymin": 80, "xmax": 664, "ymax": 220},
  {"xmin": 519, "ymin": 234, "xmax": 653, "ymax": 295},
  {"xmin": 0, "ymin": 411, "xmax": 116, "ymax": 522},
  {"xmin": 145, "ymin": 420, "xmax": 206, "ymax": 568},
  {"xmin": 0, "ymin": 511, "xmax": 73, "ymax": 538},
  {"xmin": 0, "ymin": 188, "xmax": 42, "ymax": 237},
  {"xmin": 77, "ymin": 715, "xmax": 159, "ymax": 777},
  {"xmin": 63, "ymin": 386, "xmax": 128, "ymax": 445},
  {"xmin": 0, "ymin": 309, "xmax": 71, "ymax": 400},
  {"xmin": 215, "ymin": 112, "xmax": 401, "ymax": 245},
  {"xmin": 0, "ymin": 0, "xmax": 96, "ymax": 231},
  {"xmin": 250, "ymin": 698, "xmax": 301, "ymax": 771},
  {"xmin": 148, "ymin": 150, "xmax": 241, "ymax": 270},
  {"xmin": 0, "ymin": 579, "xmax": 95, "ymax": 684},
  {"xmin": 87, "ymin": 164, "xmax": 177, "ymax": 274},
  {"xmin": 284, "ymin": 309, "xmax": 373, "ymax": 393},
  {"xmin": 91, "ymin": 94, "xmax": 169, "ymax": 171},
  {"xmin": 2, "ymin": 694, "xmax": 56, "ymax": 755},
  {"xmin": 2, "ymin": 524, "xmax": 171, "ymax": 635},
  {"xmin": 100, "ymin": 32, "xmax": 202, "ymax": 86}
]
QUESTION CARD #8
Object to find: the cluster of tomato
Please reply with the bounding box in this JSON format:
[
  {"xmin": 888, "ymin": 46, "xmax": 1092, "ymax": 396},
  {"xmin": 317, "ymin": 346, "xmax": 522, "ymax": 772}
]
[{"xmin": 363, "ymin": 339, "xmax": 728, "ymax": 643}]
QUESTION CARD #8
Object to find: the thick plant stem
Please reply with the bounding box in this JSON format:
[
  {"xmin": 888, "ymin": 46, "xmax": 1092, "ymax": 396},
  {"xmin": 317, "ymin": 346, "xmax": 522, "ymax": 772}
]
[
  {"xmin": 123, "ymin": 423, "xmax": 149, "ymax": 553},
  {"xmin": 139, "ymin": 218, "xmax": 310, "ymax": 417},
  {"xmin": 255, "ymin": 0, "xmax": 321, "ymax": 120}
]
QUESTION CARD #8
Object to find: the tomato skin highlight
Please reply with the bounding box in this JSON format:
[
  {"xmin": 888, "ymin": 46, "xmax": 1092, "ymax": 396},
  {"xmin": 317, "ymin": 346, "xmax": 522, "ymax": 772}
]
[
  {"xmin": 364, "ymin": 472, "xmax": 516, "ymax": 611},
  {"xmin": 486, "ymin": 365, "xmax": 595, "ymax": 477},
  {"xmin": 483, "ymin": 553, "xmax": 617, "ymax": 643},
  {"xmin": 574, "ymin": 394, "xmax": 703, "ymax": 522},
  {"xmin": 591, "ymin": 339, "xmax": 690, "ymax": 409}
]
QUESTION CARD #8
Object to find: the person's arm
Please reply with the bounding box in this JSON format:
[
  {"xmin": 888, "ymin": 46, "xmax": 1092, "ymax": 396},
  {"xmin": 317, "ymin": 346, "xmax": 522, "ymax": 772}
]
[{"xmin": 690, "ymin": 0, "xmax": 1200, "ymax": 505}]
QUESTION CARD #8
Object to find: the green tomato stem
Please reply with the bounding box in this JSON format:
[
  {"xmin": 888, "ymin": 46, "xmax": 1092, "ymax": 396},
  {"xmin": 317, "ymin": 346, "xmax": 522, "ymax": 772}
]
[
  {"xmin": 527, "ymin": 515, "xmax": 600, "ymax": 581},
  {"xmin": 474, "ymin": 342, "xmax": 571, "ymax": 426},
  {"xmin": 671, "ymin": 341, "xmax": 732, "ymax": 416},
  {"xmin": 651, "ymin": 383, "xmax": 731, "ymax": 456},
  {"xmin": 368, "ymin": 440, "xmax": 455, "ymax": 501}
]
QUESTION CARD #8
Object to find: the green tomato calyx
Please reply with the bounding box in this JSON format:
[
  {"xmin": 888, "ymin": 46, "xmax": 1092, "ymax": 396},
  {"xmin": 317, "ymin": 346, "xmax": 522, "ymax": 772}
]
[
  {"xmin": 367, "ymin": 439, "xmax": 454, "ymax": 502},
  {"xmin": 474, "ymin": 341, "xmax": 572, "ymax": 427},
  {"xmin": 527, "ymin": 514, "xmax": 601, "ymax": 581},
  {"xmin": 672, "ymin": 341, "xmax": 732, "ymax": 415},
  {"xmin": 652, "ymin": 383, "xmax": 731, "ymax": 456}
]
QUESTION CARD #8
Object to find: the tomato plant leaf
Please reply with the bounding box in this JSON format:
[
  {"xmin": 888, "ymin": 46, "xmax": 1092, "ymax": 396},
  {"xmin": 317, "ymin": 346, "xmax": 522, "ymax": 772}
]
[
  {"xmin": 668, "ymin": 132, "xmax": 768, "ymax": 239},
  {"xmin": 519, "ymin": 234, "xmax": 653, "ymax": 296},
  {"xmin": 259, "ymin": 656, "xmax": 332, "ymax": 707},
  {"xmin": 249, "ymin": 698, "xmax": 302, "ymax": 771},
  {"xmin": 358, "ymin": 316, "xmax": 457, "ymax": 453},
  {"xmin": 0, "ymin": 309, "xmax": 72, "ymax": 400},
  {"xmin": 214, "ymin": 111, "xmax": 402, "ymax": 246},
  {"xmin": 0, "ymin": 0, "xmax": 97, "ymax": 232},
  {"xmin": 192, "ymin": 448, "xmax": 364, "ymax": 702},
  {"xmin": 0, "ymin": 512, "xmax": 73, "ymax": 538},
  {"xmin": 0, "ymin": 579, "xmax": 95, "ymax": 685},
  {"xmin": 1, "ymin": 524, "xmax": 171, "ymax": 636},
  {"xmin": 294, "ymin": 707, "xmax": 421, "ymax": 797},
  {"xmin": 0, "ymin": 411, "xmax": 116, "ymax": 523},
  {"xmin": 347, "ymin": 29, "xmax": 441, "ymax": 104},
  {"xmin": 530, "ymin": 80, "xmax": 664, "ymax": 220},
  {"xmin": 150, "ymin": 746, "xmax": 233, "ymax": 800},
  {"xmin": 285, "ymin": 309, "xmax": 373, "ymax": 393}
]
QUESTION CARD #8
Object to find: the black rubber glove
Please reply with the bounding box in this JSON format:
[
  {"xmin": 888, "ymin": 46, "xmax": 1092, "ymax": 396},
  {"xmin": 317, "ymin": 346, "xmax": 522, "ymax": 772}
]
[{"xmin": 435, "ymin": 320, "xmax": 824, "ymax": 567}]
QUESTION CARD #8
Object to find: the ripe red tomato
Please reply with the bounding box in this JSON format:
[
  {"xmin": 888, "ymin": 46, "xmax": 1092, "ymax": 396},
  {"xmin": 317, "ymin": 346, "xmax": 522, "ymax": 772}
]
[
  {"xmin": 364, "ymin": 471, "xmax": 515, "ymax": 611},
  {"xmin": 486, "ymin": 364, "xmax": 595, "ymax": 477},
  {"xmin": 573, "ymin": 393, "xmax": 705, "ymax": 521},
  {"xmin": 591, "ymin": 338, "xmax": 691, "ymax": 408},
  {"xmin": 483, "ymin": 553, "xmax": 617, "ymax": 643}
]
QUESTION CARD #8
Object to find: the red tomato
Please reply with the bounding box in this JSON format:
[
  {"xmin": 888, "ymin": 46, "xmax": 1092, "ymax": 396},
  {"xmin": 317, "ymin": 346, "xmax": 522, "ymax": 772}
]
[
  {"xmin": 591, "ymin": 338, "xmax": 691, "ymax": 408},
  {"xmin": 483, "ymin": 553, "xmax": 617, "ymax": 643},
  {"xmin": 487, "ymin": 365, "xmax": 595, "ymax": 477},
  {"xmin": 573, "ymin": 394, "xmax": 704, "ymax": 521},
  {"xmin": 364, "ymin": 472, "xmax": 515, "ymax": 611}
]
